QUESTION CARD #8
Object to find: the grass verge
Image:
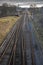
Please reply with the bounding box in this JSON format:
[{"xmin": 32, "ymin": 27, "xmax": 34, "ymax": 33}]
[{"xmin": 0, "ymin": 16, "xmax": 19, "ymax": 45}]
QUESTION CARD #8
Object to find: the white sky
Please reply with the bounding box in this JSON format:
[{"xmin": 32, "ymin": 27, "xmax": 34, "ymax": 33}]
[
  {"xmin": 0, "ymin": 1, "xmax": 43, "ymax": 8},
  {"xmin": 18, "ymin": 4, "xmax": 43, "ymax": 8}
]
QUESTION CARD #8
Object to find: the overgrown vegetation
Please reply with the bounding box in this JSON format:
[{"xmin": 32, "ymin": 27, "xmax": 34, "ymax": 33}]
[
  {"xmin": 31, "ymin": 7, "xmax": 43, "ymax": 44},
  {"xmin": 0, "ymin": 3, "xmax": 18, "ymax": 17}
]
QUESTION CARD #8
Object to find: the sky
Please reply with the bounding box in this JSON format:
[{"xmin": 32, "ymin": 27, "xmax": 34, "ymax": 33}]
[
  {"xmin": 0, "ymin": 0, "xmax": 43, "ymax": 2},
  {"xmin": 0, "ymin": 0, "xmax": 43, "ymax": 8}
]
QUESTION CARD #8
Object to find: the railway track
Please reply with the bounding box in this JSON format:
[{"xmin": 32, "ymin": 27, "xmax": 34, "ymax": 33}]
[
  {"xmin": 21, "ymin": 14, "xmax": 35, "ymax": 65},
  {"xmin": 0, "ymin": 12, "xmax": 43, "ymax": 65},
  {"xmin": 28, "ymin": 14, "xmax": 43, "ymax": 65},
  {"xmin": 13, "ymin": 15, "xmax": 24, "ymax": 65},
  {"xmin": 0, "ymin": 16, "xmax": 23, "ymax": 65}
]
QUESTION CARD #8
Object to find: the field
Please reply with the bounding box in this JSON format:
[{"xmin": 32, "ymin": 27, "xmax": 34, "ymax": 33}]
[{"xmin": 0, "ymin": 16, "xmax": 19, "ymax": 45}]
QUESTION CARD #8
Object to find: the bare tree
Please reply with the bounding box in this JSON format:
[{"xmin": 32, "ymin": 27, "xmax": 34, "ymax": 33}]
[{"xmin": 1, "ymin": 3, "xmax": 8, "ymax": 16}]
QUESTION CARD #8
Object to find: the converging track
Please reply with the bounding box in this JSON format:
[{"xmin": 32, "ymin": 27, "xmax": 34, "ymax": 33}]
[{"xmin": 0, "ymin": 12, "xmax": 43, "ymax": 65}]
